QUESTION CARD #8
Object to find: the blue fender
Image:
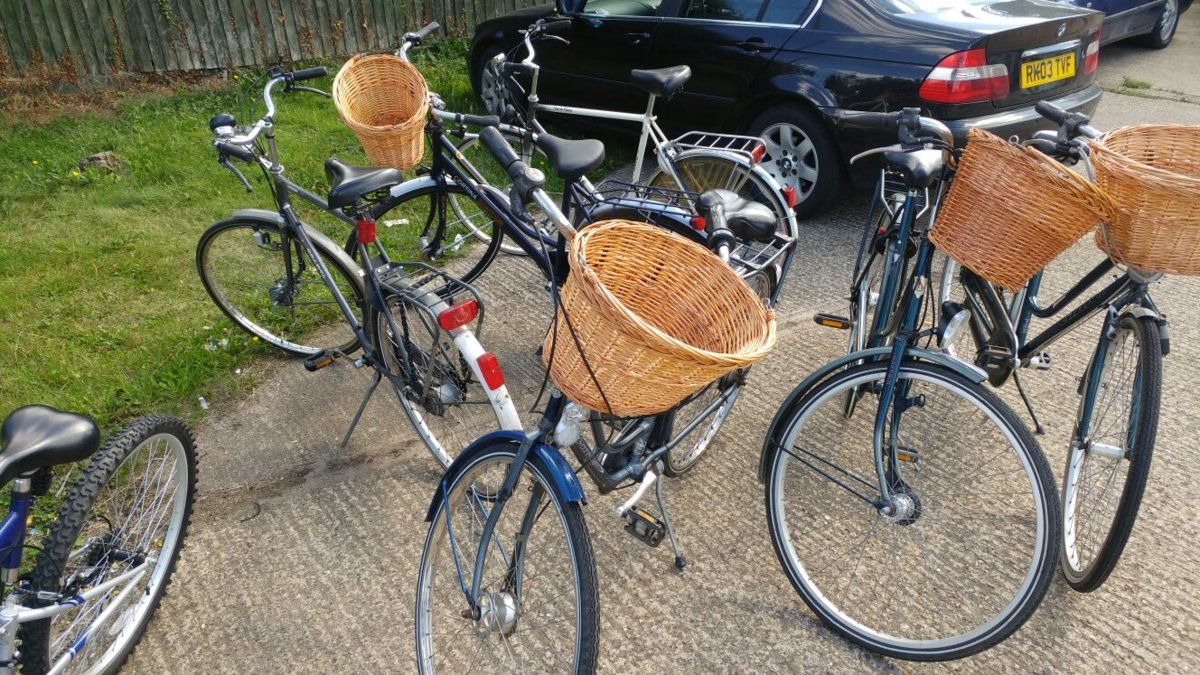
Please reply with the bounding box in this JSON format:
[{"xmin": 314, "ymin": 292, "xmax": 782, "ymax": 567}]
[
  {"xmin": 756, "ymin": 348, "xmax": 986, "ymax": 482},
  {"xmin": 425, "ymin": 431, "xmax": 586, "ymax": 522}
]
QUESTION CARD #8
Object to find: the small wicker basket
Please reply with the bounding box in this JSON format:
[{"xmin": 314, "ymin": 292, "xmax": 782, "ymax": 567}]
[
  {"xmin": 930, "ymin": 128, "xmax": 1115, "ymax": 291},
  {"xmin": 333, "ymin": 53, "xmax": 429, "ymax": 170},
  {"xmin": 1090, "ymin": 124, "xmax": 1200, "ymax": 275},
  {"xmin": 543, "ymin": 220, "xmax": 777, "ymax": 417}
]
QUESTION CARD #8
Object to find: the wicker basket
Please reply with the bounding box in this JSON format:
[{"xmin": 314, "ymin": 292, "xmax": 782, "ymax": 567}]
[
  {"xmin": 930, "ymin": 128, "xmax": 1115, "ymax": 291},
  {"xmin": 1090, "ymin": 124, "xmax": 1200, "ymax": 275},
  {"xmin": 543, "ymin": 220, "xmax": 776, "ymax": 417},
  {"xmin": 333, "ymin": 53, "xmax": 428, "ymax": 170}
]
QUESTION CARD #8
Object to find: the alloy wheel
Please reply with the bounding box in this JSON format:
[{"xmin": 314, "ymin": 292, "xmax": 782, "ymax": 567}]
[{"xmin": 759, "ymin": 122, "xmax": 819, "ymax": 204}]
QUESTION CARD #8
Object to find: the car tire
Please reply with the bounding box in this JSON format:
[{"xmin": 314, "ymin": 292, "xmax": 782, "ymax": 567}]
[
  {"xmin": 1139, "ymin": 0, "xmax": 1180, "ymax": 48},
  {"xmin": 470, "ymin": 44, "xmax": 507, "ymax": 115},
  {"xmin": 747, "ymin": 104, "xmax": 842, "ymax": 219}
]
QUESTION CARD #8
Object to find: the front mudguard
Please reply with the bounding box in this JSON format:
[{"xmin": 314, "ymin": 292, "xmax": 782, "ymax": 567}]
[
  {"xmin": 756, "ymin": 348, "xmax": 986, "ymax": 482},
  {"xmin": 425, "ymin": 431, "xmax": 586, "ymax": 522}
]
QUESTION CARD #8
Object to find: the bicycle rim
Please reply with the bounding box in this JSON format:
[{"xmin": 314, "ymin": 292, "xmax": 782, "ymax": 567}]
[
  {"xmin": 766, "ymin": 362, "xmax": 1056, "ymax": 660},
  {"xmin": 664, "ymin": 380, "xmax": 740, "ymax": 476},
  {"xmin": 415, "ymin": 450, "xmax": 595, "ymax": 672}
]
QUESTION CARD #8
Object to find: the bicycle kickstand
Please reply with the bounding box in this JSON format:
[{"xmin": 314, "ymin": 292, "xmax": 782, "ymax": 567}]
[
  {"xmin": 655, "ymin": 476, "xmax": 686, "ymax": 571},
  {"xmin": 339, "ymin": 370, "xmax": 383, "ymax": 449}
]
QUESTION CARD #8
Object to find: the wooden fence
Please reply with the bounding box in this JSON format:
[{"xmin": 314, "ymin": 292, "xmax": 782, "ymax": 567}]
[{"xmin": 0, "ymin": 0, "xmax": 534, "ymax": 80}]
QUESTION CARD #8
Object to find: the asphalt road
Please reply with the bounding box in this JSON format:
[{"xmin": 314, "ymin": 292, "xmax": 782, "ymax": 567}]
[{"xmin": 127, "ymin": 14, "xmax": 1200, "ymax": 673}]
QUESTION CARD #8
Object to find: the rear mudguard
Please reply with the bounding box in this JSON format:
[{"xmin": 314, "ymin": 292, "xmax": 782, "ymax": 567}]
[
  {"xmin": 425, "ymin": 431, "xmax": 586, "ymax": 522},
  {"xmin": 756, "ymin": 347, "xmax": 986, "ymax": 482}
]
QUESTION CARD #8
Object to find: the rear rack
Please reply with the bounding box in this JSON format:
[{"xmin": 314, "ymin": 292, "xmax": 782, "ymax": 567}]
[
  {"xmin": 667, "ymin": 131, "xmax": 766, "ymax": 165},
  {"xmin": 375, "ymin": 261, "xmax": 485, "ymax": 337}
]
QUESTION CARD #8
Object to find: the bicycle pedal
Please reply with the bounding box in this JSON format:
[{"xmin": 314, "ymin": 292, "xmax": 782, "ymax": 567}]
[
  {"xmin": 980, "ymin": 346, "xmax": 1013, "ymax": 372},
  {"xmin": 303, "ymin": 350, "xmax": 338, "ymax": 372},
  {"xmin": 622, "ymin": 508, "xmax": 665, "ymax": 547},
  {"xmin": 1029, "ymin": 352, "xmax": 1053, "ymax": 370},
  {"xmin": 813, "ymin": 313, "xmax": 852, "ymax": 330}
]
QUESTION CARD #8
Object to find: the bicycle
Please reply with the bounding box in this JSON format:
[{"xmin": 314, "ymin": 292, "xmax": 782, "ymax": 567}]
[
  {"xmin": 459, "ymin": 18, "xmax": 797, "ymax": 268},
  {"xmin": 0, "ymin": 406, "xmax": 196, "ymax": 673},
  {"xmin": 412, "ymin": 111, "xmax": 779, "ymax": 671},
  {"xmin": 761, "ymin": 111, "xmax": 1061, "ymax": 661},
  {"xmin": 937, "ymin": 101, "xmax": 1167, "ymax": 592},
  {"xmin": 197, "ymin": 46, "xmax": 519, "ymax": 469}
]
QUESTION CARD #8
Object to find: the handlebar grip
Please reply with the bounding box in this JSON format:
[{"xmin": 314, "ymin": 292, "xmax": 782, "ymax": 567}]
[
  {"xmin": 289, "ymin": 66, "xmax": 328, "ymax": 82},
  {"xmin": 501, "ymin": 61, "xmax": 535, "ymax": 76},
  {"xmin": 459, "ymin": 113, "xmax": 501, "ymax": 128},
  {"xmin": 1034, "ymin": 101, "xmax": 1070, "ymax": 125},
  {"xmin": 414, "ymin": 22, "xmax": 441, "ymax": 39},
  {"xmin": 215, "ymin": 139, "xmax": 256, "ymax": 163},
  {"xmin": 479, "ymin": 126, "xmax": 520, "ymax": 170},
  {"xmin": 542, "ymin": 19, "xmax": 573, "ymax": 34},
  {"xmin": 837, "ymin": 111, "xmax": 900, "ymax": 131}
]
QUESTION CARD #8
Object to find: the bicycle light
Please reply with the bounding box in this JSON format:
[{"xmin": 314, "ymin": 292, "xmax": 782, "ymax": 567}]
[
  {"xmin": 437, "ymin": 298, "xmax": 479, "ymax": 331},
  {"xmin": 938, "ymin": 300, "xmax": 970, "ymax": 349}
]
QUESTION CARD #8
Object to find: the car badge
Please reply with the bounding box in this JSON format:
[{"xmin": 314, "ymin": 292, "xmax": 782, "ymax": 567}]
[{"xmin": 1057, "ymin": 23, "xmax": 1067, "ymax": 37}]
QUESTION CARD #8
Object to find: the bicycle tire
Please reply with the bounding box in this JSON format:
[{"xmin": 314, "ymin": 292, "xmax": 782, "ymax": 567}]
[
  {"xmin": 19, "ymin": 415, "xmax": 197, "ymax": 674},
  {"xmin": 414, "ymin": 441, "xmax": 599, "ymax": 673},
  {"xmin": 1061, "ymin": 313, "xmax": 1160, "ymax": 592},
  {"xmin": 763, "ymin": 360, "xmax": 1059, "ymax": 661},
  {"xmin": 197, "ymin": 217, "xmax": 365, "ymax": 357}
]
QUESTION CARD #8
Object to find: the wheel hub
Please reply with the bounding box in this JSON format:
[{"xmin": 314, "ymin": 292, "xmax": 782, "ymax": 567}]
[
  {"xmin": 475, "ymin": 591, "xmax": 518, "ymax": 636},
  {"xmin": 880, "ymin": 487, "xmax": 922, "ymax": 526}
]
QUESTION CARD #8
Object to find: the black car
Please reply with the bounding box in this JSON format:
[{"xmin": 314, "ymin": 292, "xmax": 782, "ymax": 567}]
[
  {"xmin": 469, "ymin": 0, "xmax": 1104, "ymax": 217},
  {"xmin": 1059, "ymin": 0, "xmax": 1188, "ymax": 47}
]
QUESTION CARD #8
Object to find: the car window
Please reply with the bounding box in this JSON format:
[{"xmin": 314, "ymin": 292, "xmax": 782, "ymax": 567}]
[
  {"xmin": 759, "ymin": 0, "xmax": 816, "ymax": 23},
  {"xmin": 684, "ymin": 0, "xmax": 767, "ymax": 21},
  {"xmin": 582, "ymin": 0, "xmax": 664, "ymax": 17}
]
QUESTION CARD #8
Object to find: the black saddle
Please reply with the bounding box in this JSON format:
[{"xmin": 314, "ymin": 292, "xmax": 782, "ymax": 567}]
[
  {"xmin": 629, "ymin": 65, "xmax": 691, "ymax": 99},
  {"xmin": 0, "ymin": 406, "xmax": 100, "ymax": 486},
  {"xmin": 883, "ymin": 149, "xmax": 943, "ymax": 189},
  {"xmin": 701, "ymin": 189, "xmax": 777, "ymax": 243},
  {"xmin": 535, "ymin": 134, "xmax": 605, "ymax": 182},
  {"xmin": 324, "ymin": 159, "xmax": 404, "ymax": 210}
]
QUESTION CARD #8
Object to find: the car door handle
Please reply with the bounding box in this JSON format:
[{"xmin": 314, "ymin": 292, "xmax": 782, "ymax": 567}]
[
  {"xmin": 624, "ymin": 32, "xmax": 651, "ymax": 45},
  {"xmin": 736, "ymin": 39, "xmax": 775, "ymax": 53}
]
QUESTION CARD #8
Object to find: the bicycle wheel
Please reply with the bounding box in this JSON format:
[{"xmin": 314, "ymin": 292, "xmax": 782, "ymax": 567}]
[
  {"xmin": 662, "ymin": 375, "xmax": 740, "ymax": 477},
  {"xmin": 374, "ymin": 181, "xmax": 506, "ymax": 284},
  {"xmin": 197, "ymin": 218, "xmax": 364, "ymax": 357},
  {"xmin": 415, "ymin": 442, "xmax": 599, "ymax": 673},
  {"xmin": 1061, "ymin": 313, "xmax": 1161, "ymax": 592},
  {"xmin": 763, "ymin": 360, "xmax": 1059, "ymax": 661},
  {"xmin": 450, "ymin": 135, "xmax": 561, "ymax": 256},
  {"xmin": 647, "ymin": 152, "xmax": 790, "ymax": 233},
  {"xmin": 371, "ymin": 295, "xmax": 507, "ymax": 469},
  {"xmin": 19, "ymin": 415, "xmax": 197, "ymax": 674}
]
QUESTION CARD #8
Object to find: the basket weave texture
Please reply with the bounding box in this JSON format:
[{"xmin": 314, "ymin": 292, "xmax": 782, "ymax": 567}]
[
  {"xmin": 543, "ymin": 220, "xmax": 776, "ymax": 417},
  {"xmin": 333, "ymin": 53, "xmax": 428, "ymax": 170},
  {"xmin": 1090, "ymin": 124, "xmax": 1200, "ymax": 275},
  {"xmin": 930, "ymin": 128, "xmax": 1115, "ymax": 291}
]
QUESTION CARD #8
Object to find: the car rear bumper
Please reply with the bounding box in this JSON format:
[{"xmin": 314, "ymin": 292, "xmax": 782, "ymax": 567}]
[{"xmin": 943, "ymin": 83, "xmax": 1103, "ymax": 142}]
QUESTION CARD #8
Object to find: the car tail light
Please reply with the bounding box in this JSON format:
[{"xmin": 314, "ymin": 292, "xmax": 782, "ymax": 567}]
[
  {"xmin": 438, "ymin": 298, "xmax": 479, "ymax": 331},
  {"xmin": 1083, "ymin": 31, "xmax": 1100, "ymax": 75},
  {"xmin": 476, "ymin": 352, "xmax": 505, "ymax": 389},
  {"xmin": 919, "ymin": 49, "xmax": 1010, "ymax": 104}
]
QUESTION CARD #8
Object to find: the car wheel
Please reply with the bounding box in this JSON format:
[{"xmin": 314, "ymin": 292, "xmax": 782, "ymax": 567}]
[
  {"xmin": 1140, "ymin": 0, "xmax": 1180, "ymax": 48},
  {"xmin": 471, "ymin": 45, "xmax": 507, "ymax": 116},
  {"xmin": 748, "ymin": 104, "xmax": 842, "ymax": 219}
]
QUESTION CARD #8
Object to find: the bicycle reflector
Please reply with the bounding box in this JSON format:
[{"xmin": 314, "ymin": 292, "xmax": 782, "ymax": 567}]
[
  {"xmin": 476, "ymin": 352, "xmax": 505, "ymax": 389},
  {"xmin": 690, "ymin": 215, "xmax": 706, "ymax": 231},
  {"xmin": 356, "ymin": 219, "xmax": 377, "ymax": 244},
  {"xmin": 750, "ymin": 143, "xmax": 766, "ymax": 164},
  {"xmin": 437, "ymin": 299, "xmax": 479, "ymax": 331},
  {"xmin": 781, "ymin": 185, "xmax": 797, "ymax": 209}
]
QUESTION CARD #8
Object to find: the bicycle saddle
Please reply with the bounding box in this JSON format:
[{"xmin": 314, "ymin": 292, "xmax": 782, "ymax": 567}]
[
  {"xmin": 0, "ymin": 405, "xmax": 100, "ymax": 486},
  {"xmin": 629, "ymin": 65, "xmax": 691, "ymax": 99},
  {"xmin": 883, "ymin": 149, "xmax": 943, "ymax": 189},
  {"xmin": 699, "ymin": 189, "xmax": 777, "ymax": 243},
  {"xmin": 324, "ymin": 158, "xmax": 404, "ymax": 210},
  {"xmin": 534, "ymin": 134, "xmax": 605, "ymax": 182}
]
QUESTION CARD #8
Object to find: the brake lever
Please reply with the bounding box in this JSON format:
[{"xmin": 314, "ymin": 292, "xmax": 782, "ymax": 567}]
[
  {"xmin": 541, "ymin": 34, "xmax": 569, "ymax": 45},
  {"xmin": 219, "ymin": 157, "xmax": 254, "ymax": 193},
  {"xmin": 290, "ymin": 85, "xmax": 331, "ymax": 98}
]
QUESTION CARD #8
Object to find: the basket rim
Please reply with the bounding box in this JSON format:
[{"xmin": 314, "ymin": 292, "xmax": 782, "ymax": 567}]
[
  {"xmin": 1090, "ymin": 129, "xmax": 1200, "ymax": 187},
  {"xmin": 568, "ymin": 220, "xmax": 777, "ymax": 366}
]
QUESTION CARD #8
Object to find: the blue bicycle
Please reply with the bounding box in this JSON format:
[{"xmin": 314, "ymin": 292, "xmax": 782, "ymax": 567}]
[{"xmin": 0, "ymin": 407, "xmax": 196, "ymax": 673}]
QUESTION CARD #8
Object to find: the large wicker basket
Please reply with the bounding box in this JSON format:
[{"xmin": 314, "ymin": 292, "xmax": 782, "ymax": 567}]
[
  {"xmin": 1090, "ymin": 124, "xmax": 1200, "ymax": 275},
  {"xmin": 333, "ymin": 53, "xmax": 428, "ymax": 170},
  {"xmin": 543, "ymin": 220, "xmax": 776, "ymax": 417},
  {"xmin": 930, "ymin": 128, "xmax": 1115, "ymax": 291}
]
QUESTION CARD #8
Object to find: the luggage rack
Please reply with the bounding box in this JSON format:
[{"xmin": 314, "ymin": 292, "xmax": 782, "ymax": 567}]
[
  {"xmin": 584, "ymin": 179, "xmax": 697, "ymax": 223},
  {"xmin": 667, "ymin": 131, "xmax": 767, "ymax": 165}
]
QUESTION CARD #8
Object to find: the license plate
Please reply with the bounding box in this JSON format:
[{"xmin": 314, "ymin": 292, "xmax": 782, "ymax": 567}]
[{"xmin": 1020, "ymin": 52, "xmax": 1076, "ymax": 89}]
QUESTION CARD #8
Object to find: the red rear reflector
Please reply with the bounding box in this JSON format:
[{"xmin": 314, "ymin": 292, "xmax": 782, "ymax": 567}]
[
  {"xmin": 438, "ymin": 298, "xmax": 479, "ymax": 331},
  {"xmin": 781, "ymin": 185, "xmax": 796, "ymax": 209},
  {"xmin": 356, "ymin": 219, "xmax": 377, "ymax": 244},
  {"xmin": 750, "ymin": 143, "xmax": 766, "ymax": 164},
  {"xmin": 476, "ymin": 352, "xmax": 505, "ymax": 389},
  {"xmin": 919, "ymin": 48, "xmax": 1009, "ymax": 104},
  {"xmin": 1083, "ymin": 32, "xmax": 1100, "ymax": 75},
  {"xmin": 690, "ymin": 215, "xmax": 706, "ymax": 231}
]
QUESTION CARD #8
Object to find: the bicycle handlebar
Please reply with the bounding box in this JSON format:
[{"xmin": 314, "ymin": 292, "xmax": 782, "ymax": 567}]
[
  {"xmin": 287, "ymin": 66, "xmax": 327, "ymax": 83},
  {"xmin": 1034, "ymin": 100, "xmax": 1100, "ymax": 139}
]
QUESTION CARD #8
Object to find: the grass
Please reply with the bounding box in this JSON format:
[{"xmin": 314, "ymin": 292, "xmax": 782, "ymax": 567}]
[{"xmin": 1121, "ymin": 76, "xmax": 1154, "ymax": 90}]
